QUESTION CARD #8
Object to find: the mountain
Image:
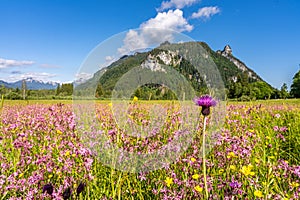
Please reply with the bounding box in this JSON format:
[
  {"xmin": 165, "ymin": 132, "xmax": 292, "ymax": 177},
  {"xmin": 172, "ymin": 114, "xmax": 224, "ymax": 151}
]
[
  {"xmin": 75, "ymin": 41, "xmax": 273, "ymax": 99},
  {"xmin": 0, "ymin": 78, "xmax": 59, "ymax": 90},
  {"xmin": 0, "ymin": 80, "xmax": 11, "ymax": 88},
  {"xmin": 215, "ymin": 45, "xmax": 263, "ymax": 82}
]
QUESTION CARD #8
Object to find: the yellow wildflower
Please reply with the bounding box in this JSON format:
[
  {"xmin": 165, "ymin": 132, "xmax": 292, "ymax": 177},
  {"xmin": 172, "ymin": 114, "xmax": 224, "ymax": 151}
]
[
  {"xmin": 108, "ymin": 102, "xmax": 112, "ymax": 107},
  {"xmin": 56, "ymin": 129, "xmax": 62, "ymax": 134},
  {"xmin": 240, "ymin": 165, "xmax": 255, "ymax": 176},
  {"xmin": 65, "ymin": 151, "xmax": 70, "ymax": 157},
  {"xmin": 165, "ymin": 177, "xmax": 173, "ymax": 187},
  {"xmin": 290, "ymin": 182, "xmax": 300, "ymax": 188},
  {"xmin": 133, "ymin": 96, "xmax": 138, "ymax": 102},
  {"xmin": 190, "ymin": 157, "xmax": 196, "ymax": 162},
  {"xmin": 227, "ymin": 152, "xmax": 237, "ymax": 159},
  {"xmin": 229, "ymin": 165, "xmax": 236, "ymax": 171},
  {"xmin": 218, "ymin": 169, "xmax": 224, "ymax": 174},
  {"xmin": 48, "ymin": 174, "xmax": 53, "ymax": 179},
  {"xmin": 194, "ymin": 185, "xmax": 203, "ymax": 193},
  {"xmin": 18, "ymin": 173, "xmax": 24, "ymax": 178},
  {"xmin": 128, "ymin": 114, "xmax": 133, "ymax": 119},
  {"xmin": 254, "ymin": 190, "xmax": 263, "ymax": 198},
  {"xmin": 192, "ymin": 174, "xmax": 200, "ymax": 180}
]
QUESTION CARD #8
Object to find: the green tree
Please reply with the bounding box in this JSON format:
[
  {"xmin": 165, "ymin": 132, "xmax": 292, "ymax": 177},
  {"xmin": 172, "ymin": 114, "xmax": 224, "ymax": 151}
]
[
  {"xmin": 5, "ymin": 91, "xmax": 22, "ymax": 100},
  {"xmin": 234, "ymin": 82, "xmax": 243, "ymax": 98},
  {"xmin": 134, "ymin": 88, "xmax": 142, "ymax": 98},
  {"xmin": 56, "ymin": 84, "xmax": 61, "ymax": 95},
  {"xmin": 15, "ymin": 87, "xmax": 20, "ymax": 93},
  {"xmin": 95, "ymin": 83, "xmax": 104, "ymax": 98},
  {"xmin": 291, "ymin": 70, "xmax": 300, "ymax": 98},
  {"xmin": 279, "ymin": 83, "xmax": 289, "ymax": 99},
  {"xmin": 251, "ymin": 81, "xmax": 273, "ymax": 99},
  {"xmin": 60, "ymin": 83, "xmax": 73, "ymax": 96},
  {"xmin": 0, "ymin": 85, "xmax": 6, "ymax": 96}
]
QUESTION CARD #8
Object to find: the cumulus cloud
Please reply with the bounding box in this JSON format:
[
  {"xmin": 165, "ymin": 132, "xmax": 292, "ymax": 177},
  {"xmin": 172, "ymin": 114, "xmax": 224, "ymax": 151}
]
[
  {"xmin": 0, "ymin": 57, "xmax": 34, "ymax": 69},
  {"xmin": 141, "ymin": 9, "xmax": 193, "ymax": 32},
  {"xmin": 118, "ymin": 9, "xmax": 193, "ymax": 54},
  {"xmin": 7, "ymin": 72, "xmax": 57, "ymax": 82},
  {"xmin": 158, "ymin": 0, "xmax": 200, "ymax": 11},
  {"xmin": 191, "ymin": 6, "xmax": 220, "ymax": 19}
]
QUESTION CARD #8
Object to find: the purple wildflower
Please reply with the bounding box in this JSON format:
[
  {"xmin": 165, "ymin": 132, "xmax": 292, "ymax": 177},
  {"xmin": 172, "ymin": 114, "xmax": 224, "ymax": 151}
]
[
  {"xmin": 76, "ymin": 182, "xmax": 85, "ymax": 195},
  {"xmin": 229, "ymin": 181, "xmax": 241, "ymax": 188},
  {"xmin": 42, "ymin": 183, "xmax": 53, "ymax": 195},
  {"xmin": 194, "ymin": 95, "xmax": 217, "ymax": 116},
  {"xmin": 63, "ymin": 187, "xmax": 71, "ymax": 200}
]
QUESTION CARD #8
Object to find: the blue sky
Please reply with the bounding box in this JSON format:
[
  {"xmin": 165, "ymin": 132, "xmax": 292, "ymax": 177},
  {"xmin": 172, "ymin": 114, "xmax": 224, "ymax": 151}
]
[{"xmin": 0, "ymin": 0, "xmax": 299, "ymax": 89}]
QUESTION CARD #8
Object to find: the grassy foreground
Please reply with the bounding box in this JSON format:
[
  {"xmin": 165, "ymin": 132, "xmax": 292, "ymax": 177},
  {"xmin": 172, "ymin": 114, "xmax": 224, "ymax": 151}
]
[{"xmin": 0, "ymin": 99, "xmax": 299, "ymax": 199}]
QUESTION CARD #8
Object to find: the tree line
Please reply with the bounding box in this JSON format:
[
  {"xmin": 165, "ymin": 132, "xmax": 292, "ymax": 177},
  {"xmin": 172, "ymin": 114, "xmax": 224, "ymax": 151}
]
[
  {"xmin": 1, "ymin": 69, "xmax": 300, "ymax": 100},
  {"xmin": 0, "ymin": 83, "xmax": 73, "ymax": 100}
]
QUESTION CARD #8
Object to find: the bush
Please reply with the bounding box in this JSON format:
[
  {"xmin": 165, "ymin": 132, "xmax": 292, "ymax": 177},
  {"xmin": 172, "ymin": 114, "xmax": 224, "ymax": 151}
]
[
  {"xmin": 238, "ymin": 95, "xmax": 251, "ymax": 101},
  {"xmin": 5, "ymin": 91, "xmax": 22, "ymax": 100}
]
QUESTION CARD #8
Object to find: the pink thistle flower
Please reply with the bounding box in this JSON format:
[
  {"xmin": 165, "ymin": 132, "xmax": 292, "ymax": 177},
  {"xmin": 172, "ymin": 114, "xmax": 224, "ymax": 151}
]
[{"xmin": 194, "ymin": 95, "xmax": 217, "ymax": 116}]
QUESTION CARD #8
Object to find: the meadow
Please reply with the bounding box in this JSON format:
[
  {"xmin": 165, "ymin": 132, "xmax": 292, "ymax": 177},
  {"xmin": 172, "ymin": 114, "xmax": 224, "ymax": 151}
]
[{"xmin": 0, "ymin": 99, "xmax": 299, "ymax": 199}]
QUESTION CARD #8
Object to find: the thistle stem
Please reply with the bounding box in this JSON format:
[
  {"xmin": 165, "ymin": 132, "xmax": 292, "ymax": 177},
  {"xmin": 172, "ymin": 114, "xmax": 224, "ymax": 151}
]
[{"xmin": 202, "ymin": 116, "xmax": 209, "ymax": 199}]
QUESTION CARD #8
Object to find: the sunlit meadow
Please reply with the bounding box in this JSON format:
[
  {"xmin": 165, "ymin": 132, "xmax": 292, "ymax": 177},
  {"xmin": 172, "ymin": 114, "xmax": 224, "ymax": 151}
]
[{"xmin": 0, "ymin": 99, "xmax": 299, "ymax": 199}]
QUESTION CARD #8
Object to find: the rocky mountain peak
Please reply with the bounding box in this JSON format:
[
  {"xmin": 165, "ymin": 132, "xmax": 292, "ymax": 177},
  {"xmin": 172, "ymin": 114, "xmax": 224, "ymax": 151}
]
[
  {"xmin": 222, "ymin": 45, "xmax": 232, "ymax": 56},
  {"xmin": 141, "ymin": 50, "xmax": 181, "ymax": 73},
  {"xmin": 217, "ymin": 44, "xmax": 261, "ymax": 81}
]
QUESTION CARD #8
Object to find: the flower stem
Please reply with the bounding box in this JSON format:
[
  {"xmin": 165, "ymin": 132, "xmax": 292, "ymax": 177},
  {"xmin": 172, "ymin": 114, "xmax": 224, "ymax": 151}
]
[
  {"xmin": 202, "ymin": 116, "xmax": 209, "ymax": 199},
  {"xmin": 0, "ymin": 94, "xmax": 4, "ymax": 111}
]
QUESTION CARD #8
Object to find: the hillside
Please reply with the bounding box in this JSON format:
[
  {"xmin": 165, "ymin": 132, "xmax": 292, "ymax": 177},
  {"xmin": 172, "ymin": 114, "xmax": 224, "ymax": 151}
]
[{"xmin": 76, "ymin": 41, "xmax": 274, "ymax": 100}]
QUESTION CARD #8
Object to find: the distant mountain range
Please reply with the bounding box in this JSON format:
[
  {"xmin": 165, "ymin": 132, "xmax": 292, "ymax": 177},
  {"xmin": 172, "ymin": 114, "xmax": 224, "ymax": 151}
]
[{"xmin": 0, "ymin": 78, "xmax": 59, "ymax": 90}]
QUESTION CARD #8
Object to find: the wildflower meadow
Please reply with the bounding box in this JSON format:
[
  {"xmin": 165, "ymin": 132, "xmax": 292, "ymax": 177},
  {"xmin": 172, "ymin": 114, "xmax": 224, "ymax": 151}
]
[{"xmin": 0, "ymin": 98, "xmax": 299, "ymax": 199}]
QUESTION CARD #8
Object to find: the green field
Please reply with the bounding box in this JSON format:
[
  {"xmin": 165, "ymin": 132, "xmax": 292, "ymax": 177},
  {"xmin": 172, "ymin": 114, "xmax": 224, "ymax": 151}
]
[{"xmin": 0, "ymin": 99, "xmax": 299, "ymax": 199}]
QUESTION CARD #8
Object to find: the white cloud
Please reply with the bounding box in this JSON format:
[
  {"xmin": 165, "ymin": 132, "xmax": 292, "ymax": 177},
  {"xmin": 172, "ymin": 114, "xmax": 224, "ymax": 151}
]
[
  {"xmin": 191, "ymin": 6, "xmax": 220, "ymax": 19},
  {"xmin": 0, "ymin": 57, "xmax": 34, "ymax": 69},
  {"xmin": 100, "ymin": 55, "xmax": 117, "ymax": 68},
  {"xmin": 74, "ymin": 72, "xmax": 93, "ymax": 84},
  {"xmin": 159, "ymin": 0, "xmax": 200, "ymax": 11},
  {"xmin": 118, "ymin": 9, "xmax": 193, "ymax": 54},
  {"xmin": 105, "ymin": 56, "xmax": 114, "ymax": 62},
  {"xmin": 7, "ymin": 72, "xmax": 57, "ymax": 82},
  {"xmin": 141, "ymin": 9, "xmax": 193, "ymax": 32}
]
